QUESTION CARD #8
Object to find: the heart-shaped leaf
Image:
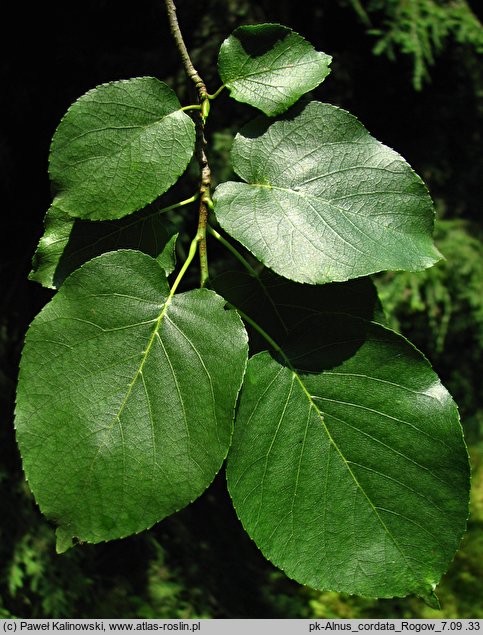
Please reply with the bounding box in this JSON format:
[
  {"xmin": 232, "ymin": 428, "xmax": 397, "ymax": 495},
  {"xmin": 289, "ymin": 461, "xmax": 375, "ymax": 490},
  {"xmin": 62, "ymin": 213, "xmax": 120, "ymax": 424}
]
[
  {"xmin": 16, "ymin": 250, "xmax": 248, "ymax": 551},
  {"xmin": 227, "ymin": 315, "xmax": 469, "ymax": 600},
  {"xmin": 29, "ymin": 203, "xmax": 178, "ymax": 289},
  {"xmin": 49, "ymin": 77, "xmax": 195, "ymax": 220},
  {"xmin": 214, "ymin": 101, "xmax": 441, "ymax": 284},
  {"xmin": 218, "ymin": 24, "xmax": 331, "ymax": 116}
]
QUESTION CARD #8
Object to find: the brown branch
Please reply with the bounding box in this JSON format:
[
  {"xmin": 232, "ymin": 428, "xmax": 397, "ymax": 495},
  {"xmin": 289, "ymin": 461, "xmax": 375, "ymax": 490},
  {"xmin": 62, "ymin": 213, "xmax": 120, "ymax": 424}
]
[
  {"xmin": 164, "ymin": 0, "xmax": 207, "ymax": 98},
  {"xmin": 164, "ymin": 0, "xmax": 210, "ymax": 286}
]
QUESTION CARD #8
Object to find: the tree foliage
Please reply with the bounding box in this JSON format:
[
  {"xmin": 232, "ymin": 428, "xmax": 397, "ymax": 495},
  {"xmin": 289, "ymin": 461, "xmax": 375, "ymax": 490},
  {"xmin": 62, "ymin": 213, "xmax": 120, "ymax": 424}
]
[
  {"xmin": 3, "ymin": 0, "xmax": 478, "ymax": 616},
  {"xmin": 349, "ymin": 0, "xmax": 483, "ymax": 89},
  {"xmin": 13, "ymin": 10, "xmax": 471, "ymax": 605}
]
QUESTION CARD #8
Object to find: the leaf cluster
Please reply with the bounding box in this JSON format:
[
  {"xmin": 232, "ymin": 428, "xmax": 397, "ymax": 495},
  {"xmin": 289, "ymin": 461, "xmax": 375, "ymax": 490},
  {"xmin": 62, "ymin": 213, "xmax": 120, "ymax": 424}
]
[{"xmin": 14, "ymin": 14, "xmax": 470, "ymax": 606}]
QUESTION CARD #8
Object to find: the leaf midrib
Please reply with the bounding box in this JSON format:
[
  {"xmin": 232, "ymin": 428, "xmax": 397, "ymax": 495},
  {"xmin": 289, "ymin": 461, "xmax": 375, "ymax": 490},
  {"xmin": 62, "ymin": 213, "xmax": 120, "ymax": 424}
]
[
  {"xmin": 290, "ymin": 367, "xmax": 421, "ymax": 588},
  {"xmin": 108, "ymin": 295, "xmax": 174, "ymax": 430},
  {"xmin": 229, "ymin": 58, "xmax": 327, "ymax": 83},
  {"xmin": 81, "ymin": 289, "xmax": 178, "ymax": 512},
  {"xmin": 52, "ymin": 103, "xmax": 182, "ymax": 156},
  {"xmin": 236, "ymin": 182, "xmax": 430, "ymax": 256},
  {"xmin": 51, "ymin": 115, "xmax": 191, "ymax": 213},
  {"xmin": 82, "ymin": 296, "xmax": 169, "ymax": 476}
]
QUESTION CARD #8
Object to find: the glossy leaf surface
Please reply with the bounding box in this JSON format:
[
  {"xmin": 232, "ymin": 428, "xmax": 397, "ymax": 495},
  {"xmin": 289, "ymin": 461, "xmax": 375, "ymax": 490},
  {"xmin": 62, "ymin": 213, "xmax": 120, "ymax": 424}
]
[
  {"xmin": 227, "ymin": 315, "xmax": 469, "ymax": 600},
  {"xmin": 218, "ymin": 24, "xmax": 331, "ymax": 116},
  {"xmin": 29, "ymin": 203, "xmax": 178, "ymax": 289},
  {"xmin": 214, "ymin": 101, "xmax": 441, "ymax": 284},
  {"xmin": 16, "ymin": 251, "xmax": 248, "ymax": 551},
  {"xmin": 49, "ymin": 78, "xmax": 195, "ymax": 220}
]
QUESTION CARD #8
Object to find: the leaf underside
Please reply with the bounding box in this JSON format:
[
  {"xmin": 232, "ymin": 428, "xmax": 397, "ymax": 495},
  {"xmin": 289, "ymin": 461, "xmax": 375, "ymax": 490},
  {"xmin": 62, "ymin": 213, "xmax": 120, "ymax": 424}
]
[
  {"xmin": 29, "ymin": 202, "xmax": 178, "ymax": 289},
  {"xmin": 49, "ymin": 77, "xmax": 196, "ymax": 221},
  {"xmin": 218, "ymin": 23, "xmax": 332, "ymax": 116},
  {"xmin": 214, "ymin": 101, "xmax": 441, "ymax": 284},
  {"xmin": 16, "ymin": 250, "xmax": 248, "ymax": 551}
]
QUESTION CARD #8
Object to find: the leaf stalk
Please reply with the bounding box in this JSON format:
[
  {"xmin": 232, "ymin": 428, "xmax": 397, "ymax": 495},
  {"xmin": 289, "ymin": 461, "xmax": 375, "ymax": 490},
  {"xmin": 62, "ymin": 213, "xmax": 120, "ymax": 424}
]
[
  {"xmin": 158, "ymin": 193, "xmax": 199, "ymax": 214},
  {"xmin": 170, "ymin": 237, "xmax": 198, "ymax": 297},
  {"xmin": 180, "ymin": 104, "xmax": 202, "ymax": 112},
  {"xmin": 231, "ymin": 306, "xmax": 295, "ymax": 372},
  {"xmin": 207, "ymin": 225, "xmax": 259, "ymax": 277},
  {"xmin": 207, "ymin": 85, "xmax": 225, "ymax": 100}
]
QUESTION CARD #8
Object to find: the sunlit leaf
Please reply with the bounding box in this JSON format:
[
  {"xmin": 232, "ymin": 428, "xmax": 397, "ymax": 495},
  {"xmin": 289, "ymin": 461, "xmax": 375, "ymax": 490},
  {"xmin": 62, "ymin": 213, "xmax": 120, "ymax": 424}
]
[
  {"xmin": 218, "ymin": 24, "xmax": 331, "ymax": 115},
  {"xmin": 227, "ymin": 314, "xmax": 469, "ymax": 599},
  {"xmin": 214, "ymin": 101, "xmax": 441, "ymax": 284},
  {"xmin": 49, "ymin": 78, "xmax": 195, "ymax": 220}
]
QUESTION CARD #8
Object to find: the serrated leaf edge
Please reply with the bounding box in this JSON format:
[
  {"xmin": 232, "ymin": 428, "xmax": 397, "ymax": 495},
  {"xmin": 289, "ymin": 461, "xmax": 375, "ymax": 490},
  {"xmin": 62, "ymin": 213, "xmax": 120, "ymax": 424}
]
[
  {"xmin": 218, "ymin": 24, "xmax": 332, "ymax": 116},
  {"xmin": 214, "ymin": 100, "xmax": 442, "ymax": 284},
  {"xmin": 16, "ymin": 249, "xmax": 249, "ymax": 551},
  {"xmin": 48, "ymin": 77, "xmax": 196, "ymax": 221},
  {"xmin": 226, "ymin": 316, "xmax": 470, "ymax": 599}
]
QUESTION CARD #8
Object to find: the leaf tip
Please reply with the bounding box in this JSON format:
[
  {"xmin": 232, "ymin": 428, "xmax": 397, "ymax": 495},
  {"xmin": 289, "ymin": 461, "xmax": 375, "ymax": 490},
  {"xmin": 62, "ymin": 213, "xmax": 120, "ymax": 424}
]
[
  {"xmin": 28, "ymin": 267, "xmax": 56, "ymax": 290},
  {"xmin": 417, "ymin": 584, "xmax": 441, "ymax": 610},
  {"xmin": 156, "ymin": 232, "xmax": 178, "ymax": 276},
  {"xmin": 432, "ymin": 245, "xmax": 445, "ymax": 264},
  {"xmin": 55, "ymin": 526, "xmax": 74, "ymax": 554}
]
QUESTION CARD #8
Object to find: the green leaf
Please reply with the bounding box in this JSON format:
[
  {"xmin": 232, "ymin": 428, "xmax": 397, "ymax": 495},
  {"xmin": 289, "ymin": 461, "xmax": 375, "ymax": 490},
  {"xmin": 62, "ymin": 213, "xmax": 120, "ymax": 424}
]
[
  {"xmin": 212, "ymin": 268, "xmax": 385, "ymax": 351},
  {"xmin": 29, "ymin": 202, "xmax": 178, "ymax": 289},
  {"xmin": 218, "ymin": 24, "xmax": 331, "ymax": 116},
  {"xmin": 156, "ymin": 233, "xmax": 178, "ymax": 276},
  {"xmin": 227, "ymin": 315, "xmax": 469, "ymax": 599},
  {"xmin": 29, "ymin": 204, "xmax": 75, "ymax": 289},
  {"xmin": 214, "ymin": 101, "xmax": 441, "ymax": 284},
  {"xmin": 49, "ymin": 77, "xmax": 196, "ymax": 220},
  {"xmin": 16, "ymin": 250, "xmax": 248, "ymax": 550}
]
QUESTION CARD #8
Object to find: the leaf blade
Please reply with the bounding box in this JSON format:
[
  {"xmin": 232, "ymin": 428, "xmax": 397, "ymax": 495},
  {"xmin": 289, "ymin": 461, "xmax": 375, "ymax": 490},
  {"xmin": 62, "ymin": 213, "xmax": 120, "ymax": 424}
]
[
  {"xmin": 156, "ymin": 233, "xmax": 178, "ymax": 276},
  {"xmin": 214, "ymin": 101, "xmax": 441, "ymax": 284},
  {"xmin": 49, "ymin": 78, "xmax": 196, "ymax": 220},
  {"xmin": 16, "ymin": 250, "xmax": 248, "ymax": 549},
  {"xmin": 218, "ymin": 24, "xmax": 332, "ymax": 115},
  {"xmin": 29, "ymin": 202, "xmax": 178, "ymax": 289},
  {"xmin": 227, "ymin": 316, "xmax": 469, "ymax": 598}
]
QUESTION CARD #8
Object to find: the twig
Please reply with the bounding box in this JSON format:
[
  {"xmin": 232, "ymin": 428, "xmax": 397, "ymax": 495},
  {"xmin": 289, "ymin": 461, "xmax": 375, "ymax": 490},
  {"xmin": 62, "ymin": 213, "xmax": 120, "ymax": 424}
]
[{"xmin": 164, "ymin": 0, "xmax": 210, "ymax": 286}]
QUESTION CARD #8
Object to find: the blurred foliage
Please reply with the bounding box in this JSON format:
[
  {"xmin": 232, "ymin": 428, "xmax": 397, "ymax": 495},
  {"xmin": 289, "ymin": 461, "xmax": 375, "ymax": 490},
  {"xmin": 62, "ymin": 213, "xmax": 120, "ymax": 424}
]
[
  {"xmin": 348, "ymin": 0, "xmax": 483, "ymax": 89},
  {"xmin": 1, "ymin": 0, "xmax": 482, "ymax": 620}
]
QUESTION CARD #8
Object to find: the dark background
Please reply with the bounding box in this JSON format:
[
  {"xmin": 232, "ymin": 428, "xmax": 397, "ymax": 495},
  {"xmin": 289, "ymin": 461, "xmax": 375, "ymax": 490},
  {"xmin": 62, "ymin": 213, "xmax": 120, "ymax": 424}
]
[{"xmin": 1, "ymin": 0, "xmax": 482, "ymax": 618}]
